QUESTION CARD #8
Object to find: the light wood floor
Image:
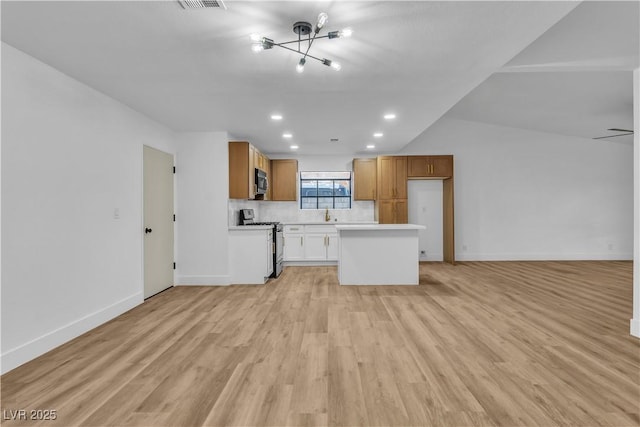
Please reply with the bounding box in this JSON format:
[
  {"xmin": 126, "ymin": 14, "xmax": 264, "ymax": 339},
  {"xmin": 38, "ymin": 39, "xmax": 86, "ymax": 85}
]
[{"xmin": 1, "ymin": 261, "xmax": 638, "ymax": 426}]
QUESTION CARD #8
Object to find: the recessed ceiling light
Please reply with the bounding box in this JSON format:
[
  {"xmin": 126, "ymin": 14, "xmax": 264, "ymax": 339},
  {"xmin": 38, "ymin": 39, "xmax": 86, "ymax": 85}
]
[
  {"xmin": 290, "ymin": 145, "xmax": 299, "ymax": 150},
  {"xmin": 383, "ymin": 113, "xmax": 396, "ymax": 120},
  {"xmin": 271, "ymin": 114, "xmax": 283, "ymax": 120},
  {"xmin": 373, "ymin": 132, "xmax": 383, "ymax": 138},
  {"xmin": 283, "ymin": 133, "xmax": 293, "ymax": 138},
  {"xmin": 366, "ymin": 144, "xmax": 375, "ymax": 149}
]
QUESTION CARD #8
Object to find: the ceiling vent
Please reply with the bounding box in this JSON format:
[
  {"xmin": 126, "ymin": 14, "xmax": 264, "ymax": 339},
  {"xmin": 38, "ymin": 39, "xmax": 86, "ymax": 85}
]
[{"xmin": 178, "ymin": 0, "xmax": 226, "ymax": 9}]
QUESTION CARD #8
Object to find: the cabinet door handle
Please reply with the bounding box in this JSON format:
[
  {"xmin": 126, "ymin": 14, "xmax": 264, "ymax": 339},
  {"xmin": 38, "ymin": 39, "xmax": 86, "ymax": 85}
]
[
  {"xmin": 300, "ymin": 236, "xmax": 303, "ymax": 246},
  {"xmin": 327, "ymin": 236, "xmax": 330, "ymax": 246}
]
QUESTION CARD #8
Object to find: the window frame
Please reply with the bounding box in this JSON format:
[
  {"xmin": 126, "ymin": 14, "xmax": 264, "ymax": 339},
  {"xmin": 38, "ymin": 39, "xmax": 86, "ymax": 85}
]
[{"xmin": 299, "ymin": 172, "xmax": 352, "ymax": 210}]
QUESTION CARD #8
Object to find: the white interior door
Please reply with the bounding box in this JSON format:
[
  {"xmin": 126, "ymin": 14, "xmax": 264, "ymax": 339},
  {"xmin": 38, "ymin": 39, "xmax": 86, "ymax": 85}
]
[{"xmin": 143, "ymin": 145, "xmax": 174, "ymax": 298}]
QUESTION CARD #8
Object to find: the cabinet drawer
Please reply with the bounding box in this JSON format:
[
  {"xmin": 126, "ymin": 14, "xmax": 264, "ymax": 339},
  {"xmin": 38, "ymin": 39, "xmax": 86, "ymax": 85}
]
[
  {"xmin": 305, "ymin": 225, "xmax": 336, "ymax": 234},
  {"xmin": 284, "ymin": 225, "xmax": 304, "ymax": 233}
]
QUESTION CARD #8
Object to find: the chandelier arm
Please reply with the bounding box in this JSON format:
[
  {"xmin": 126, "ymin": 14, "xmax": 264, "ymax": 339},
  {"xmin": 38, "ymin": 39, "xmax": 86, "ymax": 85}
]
[
  {"xmin": 274, "ymin": 44, "xmax": 327, "ymax": 63},
  {"xmin": 275, "ymin": 35, "xmax": 330, "ymax": 47},
  {"xmin": 301, "ymin": 31, "xmax": 319, "ymax": 62}
]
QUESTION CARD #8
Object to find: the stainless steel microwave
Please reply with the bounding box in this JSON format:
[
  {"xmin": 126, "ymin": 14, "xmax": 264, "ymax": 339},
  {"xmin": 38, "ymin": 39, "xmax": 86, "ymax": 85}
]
[{"xmin": 255, "ymin": 168, "xmax": 267, "ymax": 195}]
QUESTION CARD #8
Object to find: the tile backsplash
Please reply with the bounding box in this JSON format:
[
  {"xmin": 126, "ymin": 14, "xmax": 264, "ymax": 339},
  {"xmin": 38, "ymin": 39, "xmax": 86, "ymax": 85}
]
[{"xmin": 228, "ymin": 199, "xmax": 374, "ymax": 225}]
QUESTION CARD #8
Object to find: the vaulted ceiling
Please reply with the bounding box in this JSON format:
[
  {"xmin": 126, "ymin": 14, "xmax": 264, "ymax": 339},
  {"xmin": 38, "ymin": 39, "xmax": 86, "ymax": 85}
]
[{"xmin": 2, "ymin": 1, "xmax": 637, "ymax": 154}]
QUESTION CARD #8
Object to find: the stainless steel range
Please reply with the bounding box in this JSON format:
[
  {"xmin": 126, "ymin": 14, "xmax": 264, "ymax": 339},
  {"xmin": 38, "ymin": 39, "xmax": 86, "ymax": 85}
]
[{"xmin": 239, "ymin": 209, "xmax": 283, "ymax": 278}]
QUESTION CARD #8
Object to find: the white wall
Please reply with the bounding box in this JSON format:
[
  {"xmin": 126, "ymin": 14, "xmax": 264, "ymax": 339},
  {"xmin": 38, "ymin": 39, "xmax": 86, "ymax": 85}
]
[
  {"xmin": 175, "ymin": 132, "xmax": 230, "ymax": 285},
  {"xmin": 1, "ymin": 43, "xmax": 176, "ymax": 374},
  {"xmin": 408, "ymin": 180, "xmax": 444, "ymax": 261},
  {"xmin": 632, "ymin": 68, "xmax": 639, "ymax": 338},
  {"xmin": 402, "ymin": 118, "xmax": 634, "ymax": 261}
]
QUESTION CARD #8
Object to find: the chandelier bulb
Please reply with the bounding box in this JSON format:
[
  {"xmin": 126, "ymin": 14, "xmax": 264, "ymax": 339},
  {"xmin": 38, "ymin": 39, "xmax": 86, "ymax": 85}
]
[
  {"xmin": 250, "ymin": 33, "xmax": 262, "ymax": 42},
  {"xmin": 331, "ymin": 61, "xmax": 342, "ymax": 71},
  {"xmin": 251, "ymin": 43, "xmax": 264, "ymax": 53},
  {"xmin": 296, "ymin": 57, "xmax": 306, "ymax": 73},
  {"xmin": 315, "ymin": 12, "xmax": 328, "ymax": 33},
  {"xmin": 339, "ymin": 28, "xmax": 353, "ymax": 38}
]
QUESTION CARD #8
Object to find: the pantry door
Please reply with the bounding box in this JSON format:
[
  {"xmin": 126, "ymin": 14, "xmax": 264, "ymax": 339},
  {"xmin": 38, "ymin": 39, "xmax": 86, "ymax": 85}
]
[{"xmin": 143, "ymin": 145, "xmax": 174, "ymax": 298}]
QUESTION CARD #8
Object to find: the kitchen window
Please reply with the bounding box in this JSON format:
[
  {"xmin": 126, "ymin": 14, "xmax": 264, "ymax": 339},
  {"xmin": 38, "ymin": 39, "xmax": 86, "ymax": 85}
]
[{"xmin": 300, "ymin": 171, "xmax": 351, "ymax": 209}]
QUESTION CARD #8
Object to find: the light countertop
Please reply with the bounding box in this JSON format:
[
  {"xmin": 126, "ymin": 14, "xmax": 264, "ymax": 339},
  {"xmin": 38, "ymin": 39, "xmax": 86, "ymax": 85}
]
[
  {"xmin": 335, "ymin": 224, "xmax": 426, "ymax": 231},
  {"xmin": 283, "ymin": 221, "xmax": 378, "ymax": 225},
  {"xmin": 228, "ymin": 225, "xmax": 273, "ymax": 231}
]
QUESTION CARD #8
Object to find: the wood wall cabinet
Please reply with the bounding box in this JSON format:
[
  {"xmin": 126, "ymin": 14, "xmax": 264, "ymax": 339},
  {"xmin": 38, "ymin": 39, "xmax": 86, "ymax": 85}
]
[
  {"xmin": 376, "ymin": 156, "xmax": 407, "ymax": 224},
  {"xmin": 353, "ymin": 158, "xmax": 377, "ymax": 200},
  {"xmin": 263, "ymin": 157, "xmax": 272, "ymax": 200},
  {"xmin": 229, "ymin": 141, "xmax": 270, "ymax": 200},
  {"xmin": 229, "ymin": 141, "xmax": 253, "ymax": 199},
  {"xmin": 377, "ymin": 156, "xmax": 407, "ymax": 199},
  {"xmin": 372, "ymin": 154, "xmax": 455, "ymax": 264},
  {"xmin": 407, "ymin": 155, "xmax": 453, "ymax": 178},
  {"xmin": 377, "ymin": 199, "xmax": 408, "ymax": 224},
  {"xmin": 270, "ymin": 159, "xmax": 298, "ymax": 201}
]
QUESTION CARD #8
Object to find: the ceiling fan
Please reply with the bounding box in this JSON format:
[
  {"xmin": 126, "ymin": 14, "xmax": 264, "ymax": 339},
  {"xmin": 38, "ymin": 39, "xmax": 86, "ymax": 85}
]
[{"xmin": 593, "ymin": 128, "xmax": 634, "ymax": 140}]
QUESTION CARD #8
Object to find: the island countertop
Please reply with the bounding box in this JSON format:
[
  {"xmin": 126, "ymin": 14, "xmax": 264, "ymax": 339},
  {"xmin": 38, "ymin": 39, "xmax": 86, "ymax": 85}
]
[
  {"xmin": 335, "ymin": 224, "xmax": 425, "ymax": 231},
  {"xmin": 283, "ymin": 221, "xmax": 378, "ymax": 226}
]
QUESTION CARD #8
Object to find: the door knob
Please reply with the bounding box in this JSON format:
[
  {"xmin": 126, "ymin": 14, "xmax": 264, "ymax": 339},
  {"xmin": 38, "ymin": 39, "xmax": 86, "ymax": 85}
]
[{"xmin": 145, "ymin": 228, "xmax": 153, "ymax": 234}]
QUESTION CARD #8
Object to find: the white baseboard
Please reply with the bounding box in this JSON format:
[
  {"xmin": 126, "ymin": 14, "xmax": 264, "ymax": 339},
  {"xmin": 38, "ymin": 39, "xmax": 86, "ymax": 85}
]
[
  {"xmin": 455, "ymin": 252, "xmax": 633, "ymax": 261},
  {"xmin": 420, "ymin": 253, "xmax": 444, "ymax": 262},
  {"xmin": 283, "ymin": 261, "xmax": 338, "ymax": 267},
  {"xmin": 177, "ymin": 275, "xmax": 231, "ymax": 286},
  {"xmin": 631, "ymin": 319, "xmax": 640, "ymax": 338},
  {"xmin": 1, "ymin": 292, "xmax": 142, "ymax": 375}
]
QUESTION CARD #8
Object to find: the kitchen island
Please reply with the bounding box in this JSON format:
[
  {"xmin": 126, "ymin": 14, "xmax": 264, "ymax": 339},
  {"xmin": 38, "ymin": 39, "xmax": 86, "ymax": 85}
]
[{"xmin": 335, "ymin": 224, "xmax": 426, "ymax": 285}]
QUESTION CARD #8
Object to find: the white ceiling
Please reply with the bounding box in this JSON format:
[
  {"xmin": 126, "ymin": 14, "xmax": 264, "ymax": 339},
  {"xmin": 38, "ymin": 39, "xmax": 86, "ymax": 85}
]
[
  {"xmin": 2, "ymin": 1, "xmax": 636, "ymax": 154},
  {"xmin": 444, "ymin": 1, "xmax": 638, "ymax": 144}
]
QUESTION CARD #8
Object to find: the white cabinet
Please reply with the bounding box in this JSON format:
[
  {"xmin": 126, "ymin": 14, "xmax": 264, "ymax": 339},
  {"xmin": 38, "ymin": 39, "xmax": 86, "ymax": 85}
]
[
  {"xmin": 305, "ymin": 234, "xmax": 329, "ymax": 260},
  {"xmin": 284, "ymin": 225, "xmax": 305, "ymax": 261},
  {"xmin": 305, "ymin": 225, "xmax": 338, "ymax": 261},
  {"xmin": 283, "ymin": 224, "xmax": 338, "ymax": 262},
  {"xmin": 266, "ymin": 229, "xmax": 274, "ymax": 277},
  {"xmin": 229, "ymin": 227, "xmax": 273, "ymax": 284},
  {"xmin": 326, "ymin": 233, "xmax": 338, "ymax": 260}
]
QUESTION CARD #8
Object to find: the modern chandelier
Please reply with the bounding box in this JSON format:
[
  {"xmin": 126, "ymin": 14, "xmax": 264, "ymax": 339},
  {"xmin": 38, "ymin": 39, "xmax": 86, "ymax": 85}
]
[{"xmin": 250, "ymin": 12, "xmax": 352, "ymax": 73}]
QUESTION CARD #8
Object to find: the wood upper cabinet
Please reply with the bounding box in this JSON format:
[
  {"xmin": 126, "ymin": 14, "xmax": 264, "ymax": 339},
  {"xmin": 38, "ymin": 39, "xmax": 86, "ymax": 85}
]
[
  {"xmin": 229, "ymin": 141, "xmax": 269, "ymax": 200},
  {"xmin": 353, "ymin": 158, "xmax": 377, "ymax": 200},
  {"xmin": 271, "ymin": 159, "xmax": 298, "ymax": 201},
  {"xmin": 255, "ymin": 151, "xmax": 268, "ymax": 171},
  {"xmin": 407, "ymin": 155, "xmax": 453, "ymax": 178},
  {"xmin": 263, "ymin": 157, "xmax": 271, "ymax": 201},
  {"xmin": 377, "ymin": 199, "xmax": 408, "ymax": 224},
  {"xmin": 377, "ymin": 156, "xmax": 407, "ymax": 199}
]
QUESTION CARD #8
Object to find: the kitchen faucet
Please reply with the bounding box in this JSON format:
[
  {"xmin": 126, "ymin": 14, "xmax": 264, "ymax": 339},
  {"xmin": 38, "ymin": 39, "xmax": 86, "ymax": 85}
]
[{"xmin": 324, "ymin": 208, "xmax": 331, "ymax": 222}]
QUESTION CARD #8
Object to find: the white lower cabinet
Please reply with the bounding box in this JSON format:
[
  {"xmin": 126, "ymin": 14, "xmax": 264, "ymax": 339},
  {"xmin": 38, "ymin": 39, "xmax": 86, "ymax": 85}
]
[
  {"xmin": 305, "ymin": 234, "xmax": 329, "ymax": 260},
  {"xmin": 284, "ymin": 224, "xmax": 338, "ymax": 262},
  {"xmin": 284, "ymin": 233, "xmax": 305, "ymax": 260},
  {"xmin": 326, "ymin": 233, "xmax": 338, "ymax": 260},
  {"xmin": 229, "ymin": 228, "xmax": 273, "ymax": 284}
]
